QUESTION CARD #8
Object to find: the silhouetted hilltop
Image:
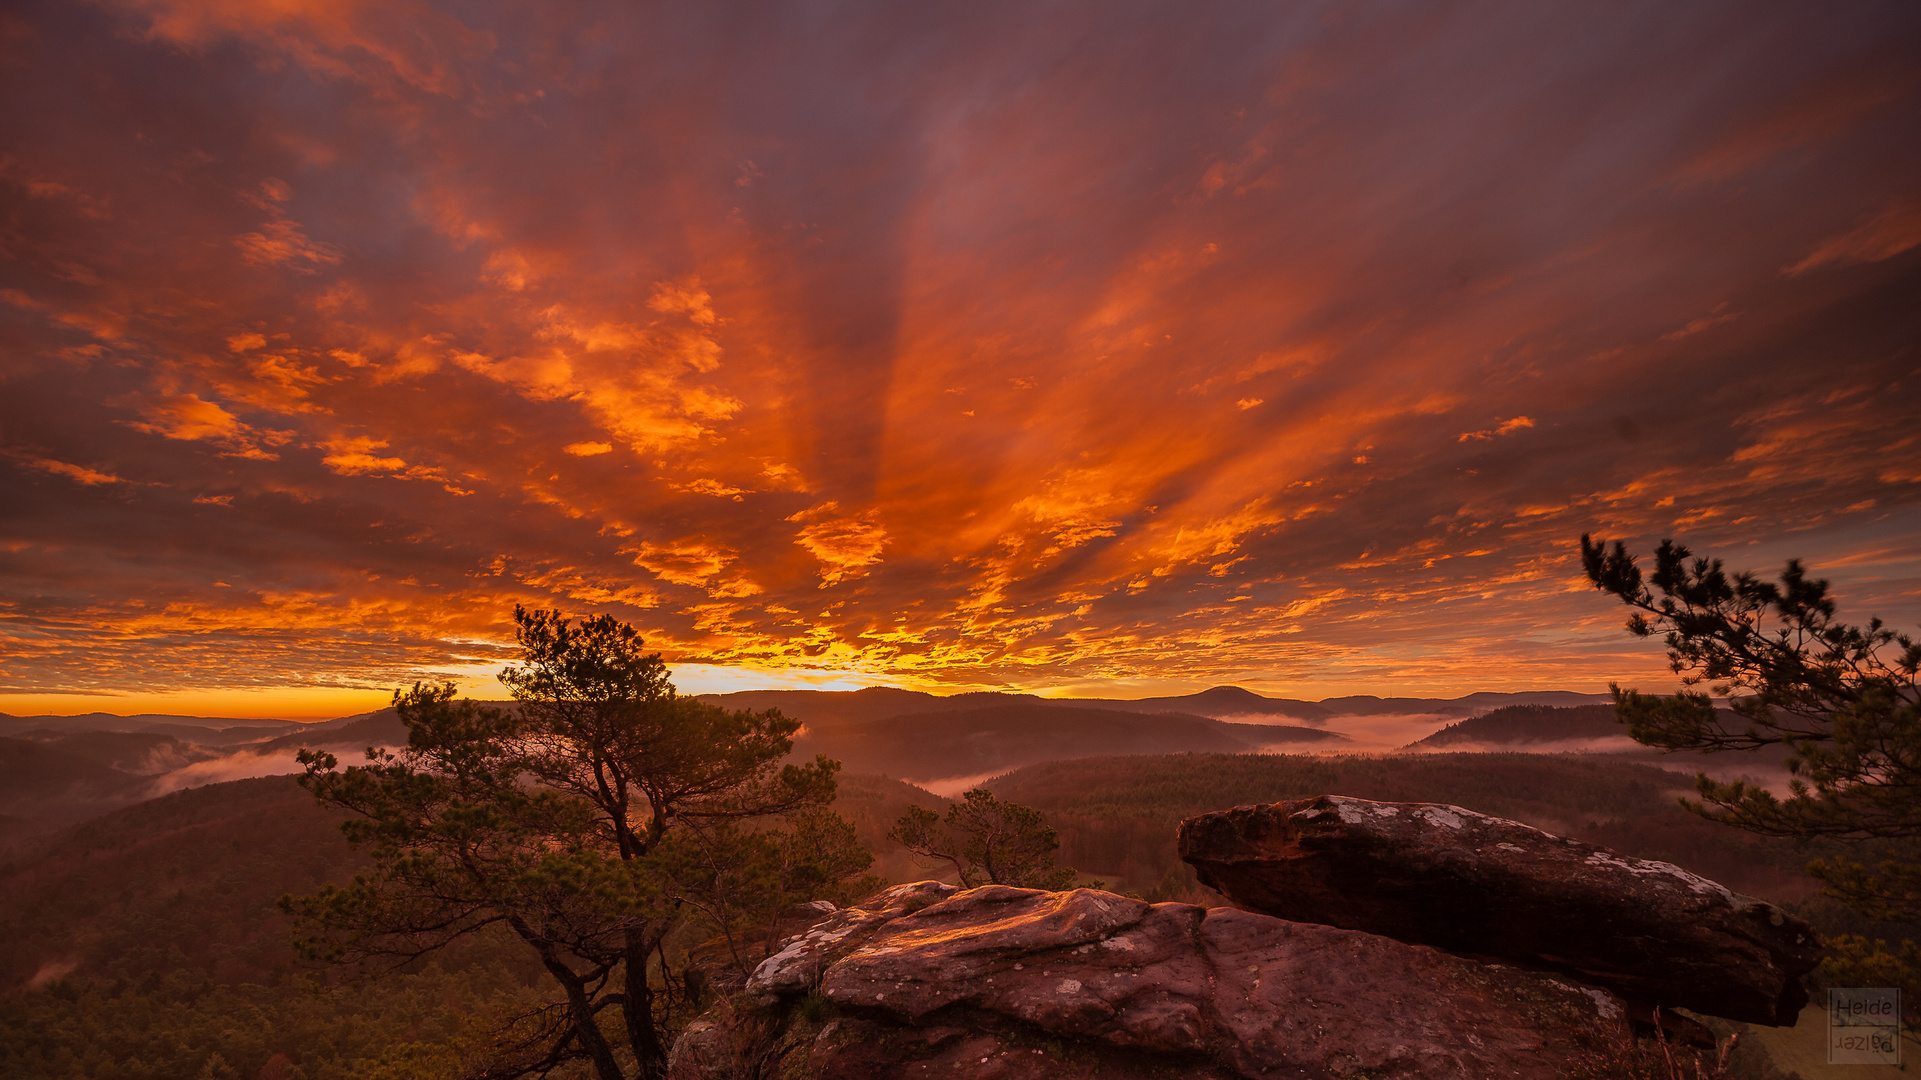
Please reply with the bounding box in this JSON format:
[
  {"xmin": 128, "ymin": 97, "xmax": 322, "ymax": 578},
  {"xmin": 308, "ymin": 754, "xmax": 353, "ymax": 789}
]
[
  {"xmin": 1044, "ymin": 685, "xmax": 1337, "ymax": 722},
  {"xmin": 253, "ymin": 695, "xmax": 1344, "ymax": 784},
  {"xmin": 1406, "ymin": 704, "xmax": 1626, "ymax": 747},
  {"xmin": 0, "ymin": 737, "xmax": 158, "ymax": 843},
  {"xmin": 792, "ymin": 702, "xmax": 1343, "ymax": 782},
  {"xmin": 698, "ymin": 687, "xmax": 1052, "ymax": 726},
  {"xmin": 0, "ymin": 775, "xmax": 362, "ymax": 987},
  {"xmin": 254, "ymin": 707, "xmax": 413, "ymax": 755},
  {"xmin": 131, "ymin": 722, "xmax": 299, "ymax": 747},
  {"xmin": 1399, "ymin": 704, "xmax": 1780, "ymax": 769},
  {"xmin": 0, "ymin": 712, "xmax": 304, "ymax": 738},
  {"xmin": 1318, "ymin": 691, "xmax": 1613, "ymax": 717},
  {"xmin": 0, "ymin": 770, "xmax": 936, "ymax": 990},
  {"xmin": 0, "ymin": 737, "xmax": 150, "ymax": 802},
  {"xmin": 4, "ymin": 729, "xmax": 219, "ymax": 775},
  {"xmin": 982, "ymin": 751, "xmax": 1824, "ymax": 905},
  {"xmin": 697, "ymin": 685, "xmax": 1613, "ymax": 727},
  {"xmin": 0, "ymin": 690, "xmax": 1695, "ymax": 843}
]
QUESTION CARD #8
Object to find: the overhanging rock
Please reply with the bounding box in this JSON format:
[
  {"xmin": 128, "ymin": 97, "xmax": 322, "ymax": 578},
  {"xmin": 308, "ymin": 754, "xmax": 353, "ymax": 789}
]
[{"xmin": 1177, "ymin": 794, "xmax": 1823, "ymax": 1025}]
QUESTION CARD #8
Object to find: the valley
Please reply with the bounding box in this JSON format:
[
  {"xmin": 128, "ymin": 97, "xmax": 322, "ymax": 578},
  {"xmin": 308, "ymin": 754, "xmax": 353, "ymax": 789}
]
[{"xmin": 0, "ymin": 687, "xmax": 1873, "ymax": 1079}]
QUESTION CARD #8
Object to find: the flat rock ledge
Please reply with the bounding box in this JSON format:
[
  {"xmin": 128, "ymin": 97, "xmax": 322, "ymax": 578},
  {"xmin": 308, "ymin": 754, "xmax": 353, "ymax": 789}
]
[
  {"xmin": 1177, "ymin": 794, "xmax": 1823, "ymax": 1025},
  {"xmin": 669, "ymin": 880, "xmax": 1630, "ymax": 1079}
]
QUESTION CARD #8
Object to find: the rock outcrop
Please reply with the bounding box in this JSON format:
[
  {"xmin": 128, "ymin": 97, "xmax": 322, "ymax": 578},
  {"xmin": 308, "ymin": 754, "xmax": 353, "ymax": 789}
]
[
  {"xmin": 670, "ymin": 880, "xmax": 1631, "ymax": 1079},
  {"xmin": 1177, "ymin": 794, "xmax": 1823, "ymax": 1025}
]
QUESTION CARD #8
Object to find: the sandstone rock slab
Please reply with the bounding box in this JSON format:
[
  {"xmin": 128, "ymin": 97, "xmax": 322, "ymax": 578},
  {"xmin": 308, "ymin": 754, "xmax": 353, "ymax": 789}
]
[
  {"xmin": 678, "ymin": 881, "xmax": 1631, "ymax": 1079},
  {"xmin": 1177, "ymin": 794, "xmax": 1822, "ymax": 1025}
]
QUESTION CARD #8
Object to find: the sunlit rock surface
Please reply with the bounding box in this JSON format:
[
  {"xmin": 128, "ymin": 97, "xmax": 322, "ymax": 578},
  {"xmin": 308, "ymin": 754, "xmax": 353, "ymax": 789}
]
[
  {"xmin": 670, "ymin": 880, "xmax": 1630, "ymax": 1079},
  {"xmin": 1177, "ymin": 794, "xmax": 1823, "ymax": 1025}
]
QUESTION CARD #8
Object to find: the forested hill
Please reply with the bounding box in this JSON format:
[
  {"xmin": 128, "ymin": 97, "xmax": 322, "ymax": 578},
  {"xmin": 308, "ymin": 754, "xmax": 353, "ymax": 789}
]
[
  {"xmin": 1400, "ymin": 704, "xmax": 1775, "ymax": 763},
  {"xmin": 0, "ymin": 771, "xmax": 944, "ymax": 993},
  {"xmin": 790, "ymin": 702, "xmax": 1342, "ymax": 782},
  {"xmin": 253, "ymin": 698, "xmax": 1345, "ymax": 787},
  {"xmin": 982, "ymin": 751, "xmax": 1829, "ymax": 906},
  {"xmin": 1404, "ymin": 704, "xmax": 1626, "ymax": 748},
  {"xmin": 0, "ymin": 737, "xmax": 155, "ymax": 838},
  {"xmin": 695, "ymin": 686, "xmax": 1615, "ymax": 726},
  {"xmin": 253, "ymin": 708, "xmax": 410, "ymax": 755},
  {"xmin": 0, "ymin": 770, "xmax": 954, "ymax": 1079},
  {"xmin": 0, "ymin": 751, "xmax": 1860, "ymax": 1079},
  {"xmin": 1317, "ymin": 690, "xmax": 1612, "ymax": 716},
  {"xmin": 695, "ymin": 685, "xmax": 1326, "ymax": 729},
  {"xmin": 0, "ymin": 713, "xmax": 304, "ymax": 738}
]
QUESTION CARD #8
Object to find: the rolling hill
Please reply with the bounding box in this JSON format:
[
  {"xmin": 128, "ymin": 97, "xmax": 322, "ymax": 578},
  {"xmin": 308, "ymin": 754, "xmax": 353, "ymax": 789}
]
[
  {"xmin": 1398, "ymin": 705, "xmax": 1797, "ymax": 779},
  {"xmin": 2, "ymin": 729, "xmax": 217, "ymax": 775},
  {"xmin": 253, "ymin": 708, "xmax": 410, "ymax": 756},
  {"xmin": 982, "ymin": 751, "xmax": 1829, "ymax": 906},
  {"xmin": 791, "ymin": 702, "xmax": 1344, "ymax": 784},
  {"xmin": 696, "ymin": 685, "xmax": 1617, "ymax": 728},
  {"xmin": 1041, "ymin": 685, "xmax": 1337, "ymax": 722},
  {"xmin": 1405, "ymin": 704, "xmax": 1627, "ymax": 748},
  {"xmin": 0, "ymin": 769, "xmax": 946, "ymax": 991},
  {"xmin": 242, "ymin": 694, "xmax": 1348, "ymax": 787},
  {"xmin": 0, "ymin": 738, "xmax": 159, "ymax": 843},
  {"xmin": 697, "ymin": 685, "xmax": 1341, "ymax": 725},
  {"xmin": 0, "ymin": 712, "xmax": 304, "ymax": 738}
]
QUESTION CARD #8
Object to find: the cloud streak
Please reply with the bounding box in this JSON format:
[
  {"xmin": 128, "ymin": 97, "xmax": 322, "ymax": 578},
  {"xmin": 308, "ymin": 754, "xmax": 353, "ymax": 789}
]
[{"xmin": 0, "ymin": 0, "xmax": 1917, "ymax": 710}]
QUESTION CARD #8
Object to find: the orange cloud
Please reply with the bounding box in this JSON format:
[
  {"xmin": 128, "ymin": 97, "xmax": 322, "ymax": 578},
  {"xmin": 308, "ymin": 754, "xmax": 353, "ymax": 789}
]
[
  {"xmin": 234, "ymin": 218, "xmax": 342, "ymax": 272},
  {"xmin": 789, "ymin": 505, "xmax": 890, "ymax": 587},
  {"xmin": 14, "ymin": 457, "xmax": 127, "ymax": 486},
  {"xmin": 0, "ymin": 0, "xmax": 1915, "ymax": 707},
  {"xmin": 320, "ymin": 436, "xmax": 470, "ymax": 493},
  {"xmin": 1457, "ymin": 417, "xmax": 1536, "ymax": 442},
  {"xmin": 1786, "ymin": 201, "xmax": 1921, "ymax": 275}
]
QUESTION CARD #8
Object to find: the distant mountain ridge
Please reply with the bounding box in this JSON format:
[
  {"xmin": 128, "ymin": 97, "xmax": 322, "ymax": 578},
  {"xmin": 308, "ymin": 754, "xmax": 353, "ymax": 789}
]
[
  {"xmin": 695, "ymin": 686, "xmax": 1615, "ymax": 725},
  {"xmin": 0, "ymin": 687, "xmax": 1620, "ymax": 835},
  {"xmin": 233, "ymin": 695, "xmax": 1349, "ymax": 788},
  {"xmin": 3, "ymin": 685, "xmax": 1615, "ymax": 735},
  {"xmin": 1405, "ymin": 705, "xmax": 1627, "ymax": 748},
  {"xmin": 254, "ymin": 708, "xmax": 411, "ymax": 755},
  {"xmin": 1398, "ymin": 704, "xmax": 1793, "ymax": 783},
  {"xmin": 0, "ymin": 712, "xmax": 305, "ymax": 738},
  {"xmin": 790, "ymin": 702, "xmax": 1344, "ymax": 783}
]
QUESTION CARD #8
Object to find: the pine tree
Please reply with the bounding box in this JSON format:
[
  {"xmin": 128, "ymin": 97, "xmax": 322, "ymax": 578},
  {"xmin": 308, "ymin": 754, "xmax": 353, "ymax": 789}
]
[
  {"xmin": 282, "ymin": 607, "xmax": 869, "ymax": 1080},
  {"xmin": 888, "ymin": 787, "xmax": 1086, "ymax": 890},
  {"xmin": 1583, "ymin": 535, "xmax": 1921, "ymax": 1013}
]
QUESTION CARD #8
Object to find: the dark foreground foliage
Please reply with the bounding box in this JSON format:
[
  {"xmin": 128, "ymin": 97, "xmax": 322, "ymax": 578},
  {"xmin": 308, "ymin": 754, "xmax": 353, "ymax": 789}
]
[
  {"xmin": 1584, "ymin": 535, "xmax": 1921, "ymax": 1028},
  {"xmin": 0, "ymin": 772, "xmax": 927, "ymax": 1080},
  {"xmin": 281, "ymin": 609, "xmax": 867, "ymax": 1080},
  {"xmin": 0, "ymin": 962, "xmax": 561, "ymax": 1080}
]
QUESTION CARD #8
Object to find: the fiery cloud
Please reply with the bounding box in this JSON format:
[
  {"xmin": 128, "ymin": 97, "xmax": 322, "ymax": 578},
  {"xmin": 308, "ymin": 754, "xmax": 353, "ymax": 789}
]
[{"xmin": 1, "ymin": 0, "xmax": 1917, "ymax": 713}]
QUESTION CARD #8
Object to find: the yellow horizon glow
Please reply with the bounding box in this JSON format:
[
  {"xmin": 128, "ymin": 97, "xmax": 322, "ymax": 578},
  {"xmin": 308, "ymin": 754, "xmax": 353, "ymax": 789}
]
[{"xmin": 1, "ymin": 659, "xmax": 1689, "ymax": 723}]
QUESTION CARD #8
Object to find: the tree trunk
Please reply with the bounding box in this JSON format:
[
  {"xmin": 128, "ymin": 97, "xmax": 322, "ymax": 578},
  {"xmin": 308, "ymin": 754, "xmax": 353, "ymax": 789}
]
[
  {"xmin": 625, "ymin": 934, "xmax": 669, "ymax": 1079},
  {"xmin": 511, "ymin": 917, "xmax": 627, "ymax": 1080}
]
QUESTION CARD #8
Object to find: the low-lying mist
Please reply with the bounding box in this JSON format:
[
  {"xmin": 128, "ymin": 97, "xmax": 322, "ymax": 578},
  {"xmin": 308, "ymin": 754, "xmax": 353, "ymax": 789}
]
[{"xmin": 143, "ymin": 747, "xmax": 367, "ymax": 795}]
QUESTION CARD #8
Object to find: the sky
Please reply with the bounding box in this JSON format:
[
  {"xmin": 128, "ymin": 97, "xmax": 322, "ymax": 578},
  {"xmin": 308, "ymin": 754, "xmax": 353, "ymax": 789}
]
[{"xmin": 2, "ymin": 0, "xmax": 1918, "ymax": 719}]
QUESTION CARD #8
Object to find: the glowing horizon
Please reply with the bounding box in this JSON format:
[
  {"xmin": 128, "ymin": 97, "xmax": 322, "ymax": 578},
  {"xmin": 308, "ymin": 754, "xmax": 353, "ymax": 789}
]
[
  {"xmin": 3, "ymin": 1, "xmax": 1917, "ymax": 713},
  {"xmin": 0, "ymin": 669, "xmax": 1650, "ymax": 724}
]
